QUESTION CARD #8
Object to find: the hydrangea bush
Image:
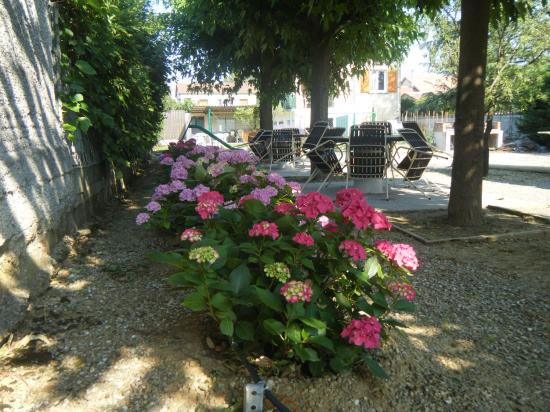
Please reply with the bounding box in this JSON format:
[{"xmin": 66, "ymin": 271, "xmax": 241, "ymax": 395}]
[{"xmin": 139, "ymin": 139, "xmax": 419, "ymax": 377}]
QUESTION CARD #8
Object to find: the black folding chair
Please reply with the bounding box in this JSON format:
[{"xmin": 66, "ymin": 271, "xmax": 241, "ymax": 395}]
[
  {"xmin": 402, "ymin": 121, "xmax": 452, "ymax": 159},
  {"xmin": 360, "ymin": 121, "xmax": 392, "ymax": 135},
  {"xmin": 347, "ymin": 126, "xmax": 389, "ymax": 200},
  {"xmin": 392, "ymin": 128, "xmax": 438, "ymax": 199},
  {"xmin": 270, "ymin": 129, "xmax": 301, "ymax": 168},
  {"xmin": 248, "ymin": 130, "xmax": 272, "ymax": 163}
]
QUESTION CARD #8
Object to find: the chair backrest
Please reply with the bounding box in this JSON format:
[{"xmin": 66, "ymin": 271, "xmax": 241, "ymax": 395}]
[
  {"xmin": 401, "ymin": 121, "xmax": 427, "ymax": 142},
  {"xmin": 348, "ymin": 126, "xmax": 387, "ymax": 179},
  {"xmin": 303, "ymin": 123, "xmax": 328, "ymax": 150},
  {"xmin": 360, "ymin": 121, "xmax": 392, "ymax": 135},
  {"xmin": 323, "ymin": 127, "xmax": 346, "ymax": 138},
  {"xmin": 397, "ymin": 128, "xmax": 433, "ymax": 181},
  {"xmin": 248, "ymin": 129, "xmax": 264, "ymax": 144}
]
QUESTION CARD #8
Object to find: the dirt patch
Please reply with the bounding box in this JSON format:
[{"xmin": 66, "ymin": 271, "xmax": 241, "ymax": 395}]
[{"xmin": 0, "ymin": 164, "xmax": 548, "ymax": 412}]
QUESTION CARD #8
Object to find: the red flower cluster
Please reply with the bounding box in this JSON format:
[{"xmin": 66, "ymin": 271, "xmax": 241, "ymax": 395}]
[
  {"xmin": 336, "ymin": 188, "xmax": 391, "ymax": 231},
  {"xmin": 249, "ymin": 221, "xmax": 279, "ymax": 240},
  {"xmin": 339, "ymin": 239, "xmax": 367, "ymax": 262},
  {"xmin": 340, "ymin": 316, "xmax": 381, "ymax": 349},
  {"xmin": 292, "ymin": 232, "xmax": 315, "ymax": 247},
  {"xmin": 274, "ymin": 202, "xmax": 295, "ymax": 214},
  {"xmin": 195, "ymin": 191, "xmax": 224, "ymax": 219},
  {"xmin": 296, "ymin": 192, "xmax": 334, "ymax": 219},
  {"xmin": 388, "ymin": 282, "xmax": 417, "ymax": 301}
]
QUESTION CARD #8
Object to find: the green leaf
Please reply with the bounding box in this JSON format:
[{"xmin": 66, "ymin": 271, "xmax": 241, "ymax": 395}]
[
  {"xmin": 298, "ymin": 317, "xmax": 326, "ymax": 332},
  {"xmin": 242, "ymin": 199, "xmax": 266, "ymax": 218},
  {"xmin": 182, "ymin": 292, "xmax": 207, "ymax": 311},
  {"xmin": 329, "ymin": 356, "xmax": 347, "ymax": 373},
  {"xmin": 148, "ymin": 252, "xmax": 184, "ymax": 268},
  {"xmin": 308, "ymin": 361, "xmax": 325, "ymax": 377},
  {"xmin": 211, "ymin": 292, "xmax": 232, "ymax": 311},
  {"xmin": 229, "ymin": 264, "xmax": 251, "ymax": 294},
  {"xmin": 77, "ymin": 116, "xmax": 92, "ymax": 133},
  {"xmin": 194, "ymin": 163, "xmax": 207, "ymax": 180},
  {"xmin": 63, "ymin": 123, "xmax": 77, "ymax": 132},
  {"xmin": 335, "ymin": 292, "xmax": 351, "ymax": 307},
  {"xmin": 255, "ymin": 287, "xmax": 284, "ymax": 312},
  {"xmin": 235, "ymin": 321, "xmax": 255, "ymax": 341},
  {"xmin": 168, "ymin": 271, "xmax": 201, "ymax": 286},
  {"xmin": 363, "ymin": 356, "xmax": 389, "ymax": 379},
  {"xmin": 72, "ymin": 93, "xmax": 84, "ymax": 102},
  {"xmin": 310, "ymin": 335, "xmax": 335, "ymax": 352},
  {"xmin": 294, "ymin": 346, "xmax": 319, "ymax": 362},
  {"xmin": 382, "ymin": 318, "xmax": 408, "ymax": 328},
  {"xmin": 302, "ymin": 258, "xmax": 315, "ymax": 270},
  {"xmin": 75, "ymin": 59, "xmax": 97, "ymax": 75},
  {"xmin": 220, "ymin": 319, "xmax": 234, "ymax": 336},
  {"xmin": 286, "ymin": 323, "xmax": 302, "ymax": 343},
  {"xmin": 263, "ymin": 318, "xmax": 285, "ymax": 335},
  {"xmin": 362, "ymin": 256, "xmax": 380, "ymax": 280},
  {"xmin": 393, "ymin": 298, "xmax": 416, "ymax": 313},
  {"xmin": 286, "ymin": 302, "xmax": 305, "ymax": 320}
]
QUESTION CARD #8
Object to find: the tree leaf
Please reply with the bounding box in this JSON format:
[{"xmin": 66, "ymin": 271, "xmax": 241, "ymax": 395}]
[{"xmin": 75, "ymin": 59, "xmax": 97, "ymax": 75}]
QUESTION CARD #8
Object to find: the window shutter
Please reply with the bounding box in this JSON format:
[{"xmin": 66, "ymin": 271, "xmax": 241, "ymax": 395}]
[
  {"xmin": 360, "ymin": 70, "xmax": 370, "ymax": 93},
  {"xmin": 387, "ymin": 69, "xmax": 397, "ymax": 93}
]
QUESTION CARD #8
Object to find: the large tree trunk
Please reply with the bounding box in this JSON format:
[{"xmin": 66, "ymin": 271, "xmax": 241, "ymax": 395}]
[
  {"xmin": 258, "ymin": 63, "xmax": 273, "ymax": 130},
  {"xmin": 483, "ymin": 112, "xmax": 493, "ymax": 176},
  {"xmin": 309, "ymin": 42, "xmax": 330, "ymax": 127},
  {"xmin": 448, "ymin": 0, "xmax": 490, "ymax": 226}
]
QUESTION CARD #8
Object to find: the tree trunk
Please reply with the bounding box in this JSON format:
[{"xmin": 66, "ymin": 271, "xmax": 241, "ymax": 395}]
[
  {"xmin": 309, "ymin": 42, "xmax": 330, "ymax": 127},
  {"xmin": 259, "ymin": 93, "xmax": 273, "ymax": 130},
  {"xmin": 258, "ymin": 63, "xmax": 273, "ymax": 130},
  {"xmin": 448, "ymin": 0, "xmax": 490, "ymax": 226},
  {"xmin": 483, "ymin": 112, "xmax": 493, "ymax": 177}
]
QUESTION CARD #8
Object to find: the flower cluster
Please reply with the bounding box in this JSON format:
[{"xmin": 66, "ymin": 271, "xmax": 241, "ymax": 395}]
[
  {"xmin": 274, "ymin": 202, "xmax": 295, "ymax": 214},
  {"xmin": 280, "ymin": 280, "xmax": 313, "ymax": 303},
  {"xmin": 196, "ymin": 191, "xmax": 224, "ymax": 219},
  {"xmin": 189, "ymin": 246, "xmax": 219, "ymax": 264},
  {"xmin": 388, "ymin": 282, "xmax": 417, "ymax": 301},
  {"xmin": 375, "ymin": 240, "xmax": 419, "ymax": 271},
  {"xmin": 264, "ymin": 262, "xmax": 291, "ymax": 282},
  {"xmin": 146, "ymin": 201, "xmax": 161, "ymax": 213},
  {"xmin": 336, "ymin": 188, "xmax": 392, "ymax": 231},
  {"xmin": 181, "ymin": 228, "xmax": 202, "ymax": 243},
  {"xmin": 340, "ymin": 316, "xmax": 382, "ymax": 349},
  {"xmin": 296, "ymin": 192, "xmax": 334, "ymax": 219},
  {"xmin": 339, "ymin": 240, "xmax": 367, "ymax": 262},
  {"xmin": 292, "ymin": 232, "xmax": 315, "ymax": 247},
  {"xmin": 249, "ymin": 221, "xmax": 279, "ymax": 240},
  {"xmin": 136, "ymin": 212, "xmax": 150, "ymax": 225}
]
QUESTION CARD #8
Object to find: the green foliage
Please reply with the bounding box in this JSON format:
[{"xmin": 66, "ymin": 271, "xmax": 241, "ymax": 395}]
[
  {"xmin": 401, "ymin": 95, "xmax": 417, "ymax": 113},
  {"xmin": 234, "ymin": 106, "xmax": 260, "ymax": 130},
  {"xmin": 425, "ymin": 1, "xmax": 550, "ymax": 113},
  {"xmin": 518, "ymin": 67, "xmax": 550, "ymax": 147},
  {"xmin": 58, "ymin": 0, "xmax": 168, "ymax": 168},
  {"xmin": 163, "ymin": 95, "xmax": 193, "ymax": 112},
  {"xmin": 416, "ymin": 89, "xmax": 456, "ymax": 112}
]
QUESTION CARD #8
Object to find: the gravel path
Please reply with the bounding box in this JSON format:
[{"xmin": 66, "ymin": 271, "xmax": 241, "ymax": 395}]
[{"xmin": 0, "ymin": 164, "xmax": 548, "ymax": 412}]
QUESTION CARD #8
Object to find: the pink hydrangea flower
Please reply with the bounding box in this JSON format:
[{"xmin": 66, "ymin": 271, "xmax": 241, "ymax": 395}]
[
  {"xmin": 250, "ymin": 186, "xmax": 278, "ymax": 205},
  {"xmin": 296, "ymin": 192, "xmax": 334, "ymax": 219},
  {"xmin": 207, "ymin": 161, "xmax": 228, "ymax": 177},
  {"xmin": 249, "ymin": 221, "xmax": 279, "ymax": 240},
  {"xmin": 239, "ymin": 194, "xmax": 256, "ymax": 206},
  {"xmin": 181, "ymin": 228, "xmax": 202, "ymax": 242},
  {"xmin": 280, "ymin": 280, "xmax": 313, "ymax": 303},
  {"xmin": 292, "ymin": 232, "xmax": 315, "ymax": 247},
  {"xmin": 339, "ymin": 240, "xmax": 367, "ymax": 262},
  {"xmin": 239, "ymin": 175, "xmax": 258, "ymax": 185},
  {"xmin": 175, "ymin": 155, "xmax": 195, "ymax": 169},
  {"xmin": 392, "ymin": 243, "xmax": 419, "ymax": 271},
  {"xmin": 388, "ymin": 282, "xmax": 417, "ymax": 301},
  {"xmin": 274, "ymin": 202, "xmax": 295, "ymax": 214},
  {"xmin": 323, "ymin": 222, "xmax": 339, "ymax": 233},
  {"xmin": 335, "ymin": 188, "xmax": 364, "ymax": 207},
  {"xmin": 341, "ymin": 316, "xmax": 381, "ymax": 349},
  {"xmin": 374, "ymin": 241, "xmax": 419, "ymax": 271},
  {"xmin": 371, "ymin": 211, "xmax": 392, "ymax": 230},
  {"xmin": 136, "ymin": 212, "xmax": 150, "ymax": 225},
  {"xmin": 146, "ymin": 201, "xmax": 161, "ymax": 213},
  {"xmin": 340, "ymin": 198, "xmax": 375, "ymax": 230},
  {"xmin": 195, "ymin": 191, "xmax": 224, "ymax": 220}
]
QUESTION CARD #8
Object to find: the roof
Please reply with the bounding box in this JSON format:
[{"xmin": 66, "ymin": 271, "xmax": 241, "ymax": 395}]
[
  {"xmin": 400, "ymin": 73, "xmax": 455, "ymax": 99},
  {"xmin": 176, "ymin": 81, "xmax": 257, "ymax": 96}
]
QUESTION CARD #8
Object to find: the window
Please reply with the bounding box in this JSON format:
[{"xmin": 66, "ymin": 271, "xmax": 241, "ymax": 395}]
[{"xmin": 371, "ymin": 70, "xmax": 387, "ymax": 92}]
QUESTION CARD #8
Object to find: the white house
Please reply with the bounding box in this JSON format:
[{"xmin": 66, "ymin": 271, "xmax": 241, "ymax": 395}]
[{"xmin": 175, "ymin": 81, "xmax": 257, "ymax": 107}]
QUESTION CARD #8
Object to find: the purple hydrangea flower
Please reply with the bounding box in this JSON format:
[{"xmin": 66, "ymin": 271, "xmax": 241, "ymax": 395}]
[
  {"xmin": 267, "ymin": 172, "xmax": 286, "ymax": 187},
  {"xmin": 146, "ymin": 201, "xmax": 161, "ymax": 213},
  {"xmin": 179, "ymin": 188, "xmax": 195, "ymax": 202},
  {"xmin": 136, "ymin": 213, "xmax": 150, "ymax": 225}
]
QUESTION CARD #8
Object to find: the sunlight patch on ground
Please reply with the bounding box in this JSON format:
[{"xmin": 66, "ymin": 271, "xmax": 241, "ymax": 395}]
[{"xmin": 436, "ymin": 354, "xmax": 475, "ymax": 371}]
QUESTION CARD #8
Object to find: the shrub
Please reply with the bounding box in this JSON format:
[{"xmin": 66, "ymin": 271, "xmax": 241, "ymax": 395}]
[{"xmin": 139, "ymin": 141, "xmax": 419, "ymax": 377}]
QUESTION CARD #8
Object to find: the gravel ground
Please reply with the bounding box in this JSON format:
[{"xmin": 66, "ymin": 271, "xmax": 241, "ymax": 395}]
[{"xmin": 0, "ymin": 164, "xmax": 548, "ymax": 412}]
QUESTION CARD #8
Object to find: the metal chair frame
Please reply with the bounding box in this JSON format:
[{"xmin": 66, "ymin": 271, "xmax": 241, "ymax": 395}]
[
  {"xmin": 347, "ymin": 126, "xmax": 389, "ymax": 200},
  {"xmin": 269, "ymin": 129, "xmax": 302, "ymax": 169}
]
